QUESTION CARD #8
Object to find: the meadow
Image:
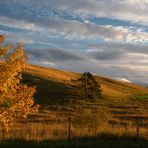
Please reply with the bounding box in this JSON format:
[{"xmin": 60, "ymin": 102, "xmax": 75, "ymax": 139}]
[
  {"xmin": 0, "ymin": 64, "xmax": 148, "ymax": 147},
  {"xmin": 0, "ymin": 101, "xmax": 148, "ymax": 148}
]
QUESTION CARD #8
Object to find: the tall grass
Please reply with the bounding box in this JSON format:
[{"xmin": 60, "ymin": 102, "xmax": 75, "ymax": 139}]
[{"xmin": 0, "ymin": 117, "xmax": 147, "ymax": 141}]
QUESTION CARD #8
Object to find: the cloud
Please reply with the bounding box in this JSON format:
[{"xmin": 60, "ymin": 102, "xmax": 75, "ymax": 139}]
[
  {"xmin": 24, "ymin": 45, "xmax": 148, "ymax": 86},
  {"xmin": 49, "ymin": 0, "xmax": 148, "ymax": 26},
  {"xmin": 87, "ymin": 48, "xmax": 125, "ymax": 61},
  {"xmin": 116, "ymin": 78, "xmax": 131, "ymax": 83},
  {"xmin": 2, "ymin": 0, "xmax": 148, "ymax": 25},
  {"xmin": 0, "ymin": 15, "xmax": 148, "ymax": 43},
  {"xmin": 87, "ymin": 43, "xmax": 148, "ymax": 63},
  {"xmin": 0, "ymin": 16, "xmax": 43, "ymax": 31},
  {"xmin": 0, "ymin": 0, "xmax": 148, "ymax": 44},
  {"xmin": 26, "ymin": 48, "xmax": 87, "ymax": 63},
  {"xmin": 89, "ymin": 43, "xmax": 148, "ymax": 53}
]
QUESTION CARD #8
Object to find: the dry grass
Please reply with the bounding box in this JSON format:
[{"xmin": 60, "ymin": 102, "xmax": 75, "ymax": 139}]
[
  {"xmin": 26, "ymin": 64, "xmax": 79, "ymax": 83},
  {"xmin": 25, "ymin": 63, "xmax": 148, "ymax": 101},
  {"xmin": 1, "ymin": 117, "xmax": 147, "ymax": 141},
  {"xmin": 0, "ymin": 102, "xmax": 147, "ymax": 141},
  {"xmin": 0, "ymin": 62, "xmax": 147, "ymax": 144}
]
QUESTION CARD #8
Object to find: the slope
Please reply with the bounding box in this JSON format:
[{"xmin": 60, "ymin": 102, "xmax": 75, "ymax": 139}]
[{"xmin": 22, "ymin": 64, "xmax": 148, "ymax": 105}]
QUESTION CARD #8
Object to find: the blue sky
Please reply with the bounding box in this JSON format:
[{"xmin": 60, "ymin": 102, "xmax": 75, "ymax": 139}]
[{"xmin": 0, "ymin": 0, "xmax": 148, "ymax": 85}]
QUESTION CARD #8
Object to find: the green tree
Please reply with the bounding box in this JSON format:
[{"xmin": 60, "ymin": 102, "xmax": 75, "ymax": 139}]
[{"xmin": 69, "ymin": 72, "xmax": 102, "ymax": 101}]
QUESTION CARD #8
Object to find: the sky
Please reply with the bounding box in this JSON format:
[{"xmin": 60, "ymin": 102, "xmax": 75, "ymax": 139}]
[{"xmin": 0, "ymin": 0, "xmax": 148, "ymax": 85}]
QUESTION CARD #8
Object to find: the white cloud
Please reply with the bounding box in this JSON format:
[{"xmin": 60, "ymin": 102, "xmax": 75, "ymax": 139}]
[
  {"xmin": 1, "ymin": 0, "xmax": 148, "ymax": 44},
  {"xmin": 49, "ymin": 0, "xmax": 148, "ymax": 26},
  {"xmin": 116, "ymin": 78, "xmax": 131, "ymax": 83},
  {"xmin": 8, "ymin": 0, "xmax": 146, "ymax": 25},
  {"xmin": 0, "ymin": 16, "xmax": 42, "ymax": 31},
  {"xmin": 0, "ymin": 15, "xmax": 148, "ymax": 43}
]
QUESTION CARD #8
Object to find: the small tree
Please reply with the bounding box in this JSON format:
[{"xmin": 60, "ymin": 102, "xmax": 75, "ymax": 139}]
[
  {"xmin": 0, "ymin": 35, "xmax": 38, "ymax": 129},
  {"xmin": 69, "ymin": 72, "xmax": 102, "ymax": 101}
]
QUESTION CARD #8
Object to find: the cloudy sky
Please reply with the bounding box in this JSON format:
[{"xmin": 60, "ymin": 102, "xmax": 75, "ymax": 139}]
[{"xmin": 0, "ymin": 0, "xmax": 148, "ymax": 85}]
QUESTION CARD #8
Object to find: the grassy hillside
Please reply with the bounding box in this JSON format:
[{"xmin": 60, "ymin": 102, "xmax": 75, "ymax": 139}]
[
  {"xmin": 22, "ymin": 64, "xmax": 148, "ymax": 105},
  {"xmin": 1, "ymin": 62, "xmax": 148, "ymax": 144}
]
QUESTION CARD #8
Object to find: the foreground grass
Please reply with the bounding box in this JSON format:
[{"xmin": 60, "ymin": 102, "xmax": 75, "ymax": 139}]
[{"xmin": 0, "ymin": 134, "xmax": 148, "ymax": 148}]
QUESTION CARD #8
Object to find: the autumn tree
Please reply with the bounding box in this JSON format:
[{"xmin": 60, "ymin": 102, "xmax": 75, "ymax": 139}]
[{"xmin": 0, "ymin": 35, "xmax": 38, "ymax": 129}]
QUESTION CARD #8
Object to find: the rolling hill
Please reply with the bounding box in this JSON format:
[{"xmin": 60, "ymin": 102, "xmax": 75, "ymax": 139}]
[{"xmin": 22, "ymin": 64, "xmax": 148, "ymax": 105}]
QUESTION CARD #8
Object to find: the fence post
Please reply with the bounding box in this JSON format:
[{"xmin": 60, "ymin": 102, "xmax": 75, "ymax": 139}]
[
  {"xmin": 2, "ymin": 125, "xmax": 5, "ymax": 141},
  {"xmin": 67, "ymin": 117, "xmax": 71, "ymax": 141},
  {"xmin": 41, "ymin": 123, "xmax": 44, "ymax": 141},
  {"xmin": 136, "ymin": 118, "xmax": 140, "ymax": 138}
]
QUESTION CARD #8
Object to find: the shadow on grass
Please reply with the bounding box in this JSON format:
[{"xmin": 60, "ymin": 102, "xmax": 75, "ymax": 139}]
[
  {"xmin": 22, "ymin": 72, "xmax": 72, "ymax": 106},
  {"xmin": 1, "ymin": 133, "xmax": 148, "ymax": 148}
]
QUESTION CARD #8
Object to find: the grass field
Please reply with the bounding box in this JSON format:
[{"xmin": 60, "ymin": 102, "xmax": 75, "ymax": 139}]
[
  {"xmin": 0, "ymin": 63, "xmax": 148, "ymax": 147},
  {"xmin": 1, "ymin": 101, "xmax": 148, "ymax": 144}
]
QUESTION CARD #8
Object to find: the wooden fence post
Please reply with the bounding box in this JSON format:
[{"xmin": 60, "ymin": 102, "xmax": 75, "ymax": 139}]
[
  {"xmin": 41, "ymin": 123, "xmax": 44, "ymax": 141},
  {"xmin": 136, "ymin": 118, "xmax": 140, "ymax": 138},
  {"xmin": 2, "ymin": 125, "xmax": 5, "ymax": 141},
  {"xmin": 67, "ymin": 117, "xmax": 71, "ymax": 141}
]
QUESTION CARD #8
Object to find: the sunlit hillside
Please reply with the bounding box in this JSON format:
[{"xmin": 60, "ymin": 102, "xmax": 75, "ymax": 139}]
[{"xmin": 23, "ymin": 64, "xmax": 148, "ymax": 104}]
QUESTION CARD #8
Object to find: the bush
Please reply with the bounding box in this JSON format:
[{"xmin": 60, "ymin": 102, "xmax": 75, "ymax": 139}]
[{"xmin": 75, "ymin": 107, "xmax": 111, "ymax": 127}]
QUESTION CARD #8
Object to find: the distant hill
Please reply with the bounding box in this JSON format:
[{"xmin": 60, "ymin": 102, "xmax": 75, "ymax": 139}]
[{"xmin": 21, "ymin": 64, "xmax": 148, "ymax": 105}]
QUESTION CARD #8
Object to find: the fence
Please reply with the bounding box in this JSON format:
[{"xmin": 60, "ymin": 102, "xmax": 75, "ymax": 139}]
[{"xmin": 0, "ymin": 117, "xmax": 148, "ymax": 141}]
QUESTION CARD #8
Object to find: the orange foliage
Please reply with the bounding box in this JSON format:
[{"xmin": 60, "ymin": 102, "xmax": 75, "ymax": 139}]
[
  {"xmin": 0, "ymin": 35, "xmax": 38, "ymax": 129},
  {"xmin": 0, "ymin": 35, "xmax": 5, "ymax": 42}
]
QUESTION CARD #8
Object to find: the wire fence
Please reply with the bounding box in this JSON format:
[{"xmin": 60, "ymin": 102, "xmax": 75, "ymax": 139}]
[{"xmin": 0, "ymin": 117, "xmax": 148, "ymax": 141}]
